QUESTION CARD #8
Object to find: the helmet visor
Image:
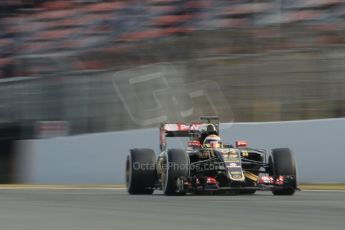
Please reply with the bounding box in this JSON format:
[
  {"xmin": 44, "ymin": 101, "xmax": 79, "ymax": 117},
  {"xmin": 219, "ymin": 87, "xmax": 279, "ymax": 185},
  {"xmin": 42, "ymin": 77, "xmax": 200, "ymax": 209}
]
[{"xmin": 207, "ymin": 140, "xmax": 221, "ymax": 148}]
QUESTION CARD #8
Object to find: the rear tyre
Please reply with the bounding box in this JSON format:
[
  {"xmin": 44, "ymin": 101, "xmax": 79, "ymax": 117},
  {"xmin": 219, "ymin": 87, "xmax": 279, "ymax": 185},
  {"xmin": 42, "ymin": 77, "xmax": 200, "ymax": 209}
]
[
  {"xmin": 270, "ymin": 148, "xmax": 296, "ymax": 195},
  {"xmin": 163, "ymin": 149, "xmax": 189, "ymax": 195},
  {"xmin": 126, "ymin": 149, "xmax": 156, "ymax": 195}
]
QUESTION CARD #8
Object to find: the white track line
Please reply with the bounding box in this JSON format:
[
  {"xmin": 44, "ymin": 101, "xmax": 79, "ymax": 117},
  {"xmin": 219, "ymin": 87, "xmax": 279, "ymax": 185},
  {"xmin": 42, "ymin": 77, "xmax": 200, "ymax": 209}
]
[
  {"xmin": 301, "ymin": 190, "xmax": 345, "ymax": 192},
  {"xmin": 0, "ymin": 185, "xmax": 126, "ymax": 190},
  {"xmin": 0, "ymin": 187, "xmax": 344, "ymax": 192}
]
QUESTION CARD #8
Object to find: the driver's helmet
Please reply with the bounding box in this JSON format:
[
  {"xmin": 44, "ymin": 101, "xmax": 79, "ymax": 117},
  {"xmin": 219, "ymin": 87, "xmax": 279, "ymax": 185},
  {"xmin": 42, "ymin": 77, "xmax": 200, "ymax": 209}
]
[{"xmin": 203, "ymin": 134, "xmax": 222, "ymax": 148}]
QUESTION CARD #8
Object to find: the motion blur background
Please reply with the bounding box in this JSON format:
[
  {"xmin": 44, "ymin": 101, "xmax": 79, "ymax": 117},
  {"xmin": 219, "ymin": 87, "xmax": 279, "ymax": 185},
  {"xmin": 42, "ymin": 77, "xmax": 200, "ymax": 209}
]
[{"xmin": 0, "ymin": 0, "xmax": 344, "ymax": 184}]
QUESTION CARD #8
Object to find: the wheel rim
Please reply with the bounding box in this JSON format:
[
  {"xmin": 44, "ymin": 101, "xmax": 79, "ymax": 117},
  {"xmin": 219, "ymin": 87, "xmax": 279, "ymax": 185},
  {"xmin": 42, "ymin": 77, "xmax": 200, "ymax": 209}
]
[
  {"xmin": 176, "ymin": 177, "xmax": 184, "ymax": 193},
  {"xmin": 162, "ymin": 155, "xmax": 169, "ymax": 192},
  {"xmin": 125, "ymin": 155, "xmax": 132, "ymax": 190}
]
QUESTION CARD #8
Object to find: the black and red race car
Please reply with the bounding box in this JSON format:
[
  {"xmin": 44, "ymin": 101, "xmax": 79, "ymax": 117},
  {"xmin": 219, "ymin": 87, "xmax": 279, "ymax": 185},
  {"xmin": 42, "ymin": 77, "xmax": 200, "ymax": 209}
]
[{"xmin": 126, "ymin": 116, "xmax": 297, "ymax": 195}]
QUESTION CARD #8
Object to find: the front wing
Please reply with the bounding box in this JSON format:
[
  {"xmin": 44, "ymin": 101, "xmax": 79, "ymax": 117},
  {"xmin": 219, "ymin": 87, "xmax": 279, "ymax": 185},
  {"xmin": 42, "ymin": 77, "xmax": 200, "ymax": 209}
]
[{"xmin": 176, "ymin": 175, "xmax": 297, "ymax": 193}]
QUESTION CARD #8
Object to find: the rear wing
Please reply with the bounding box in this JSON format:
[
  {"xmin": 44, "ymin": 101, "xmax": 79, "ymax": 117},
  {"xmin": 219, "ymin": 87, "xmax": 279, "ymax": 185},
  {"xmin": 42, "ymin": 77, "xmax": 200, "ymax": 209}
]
[{"xmin": 159, "ymin": 117, "xmax": 220, "ymax": 152}]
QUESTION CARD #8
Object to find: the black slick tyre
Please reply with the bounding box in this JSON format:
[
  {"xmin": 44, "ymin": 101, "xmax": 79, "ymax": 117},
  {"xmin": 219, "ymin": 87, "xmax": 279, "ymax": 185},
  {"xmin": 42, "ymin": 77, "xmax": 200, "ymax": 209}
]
[
  {"xmin": 163, "ymin": 149, "xmax": 189, "ymax": 195},
  {"xmin": 270, "ymin": 148, "xmax": 297, "ymax": 195},
  {"xmin": 126, "ymin": 149, "xmax": 156, "ymax": 194}
]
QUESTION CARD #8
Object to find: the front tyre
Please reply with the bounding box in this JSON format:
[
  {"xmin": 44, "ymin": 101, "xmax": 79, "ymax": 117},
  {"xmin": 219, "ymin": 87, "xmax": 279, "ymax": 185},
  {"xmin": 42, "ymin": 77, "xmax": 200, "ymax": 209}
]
[
  {"xmin": 163, "ymin": 149, "xmax": 189, "ymax": 195},
  {"xmin": 126, "ymin": 149, "xmax": 156, "ymax": 195},
  {"xmin": 270, "ymin": 148, "xmax": 297, "ymax": 195}
]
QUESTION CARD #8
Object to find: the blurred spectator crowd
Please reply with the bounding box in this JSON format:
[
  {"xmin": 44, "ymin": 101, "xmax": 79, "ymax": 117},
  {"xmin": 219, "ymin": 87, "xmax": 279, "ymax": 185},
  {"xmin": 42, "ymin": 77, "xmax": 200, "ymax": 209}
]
[{"xmin": 0, "ymin": 0, "xmax": 345, "ymax": 78}]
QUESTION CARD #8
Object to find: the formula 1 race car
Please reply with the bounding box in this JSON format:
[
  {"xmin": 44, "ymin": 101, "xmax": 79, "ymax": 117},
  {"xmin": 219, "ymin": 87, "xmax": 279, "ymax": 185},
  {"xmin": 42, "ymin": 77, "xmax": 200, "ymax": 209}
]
[{"xmin": 126, "ymin": 116, "xmax": 297, "ymax": 196}]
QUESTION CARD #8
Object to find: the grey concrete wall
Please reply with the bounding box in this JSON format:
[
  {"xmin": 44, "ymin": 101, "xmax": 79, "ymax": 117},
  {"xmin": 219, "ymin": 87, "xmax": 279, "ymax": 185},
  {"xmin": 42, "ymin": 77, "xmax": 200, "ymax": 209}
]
[{"xmin": 16, "ymin": 118, "xmax": 345, "ymax": 184}]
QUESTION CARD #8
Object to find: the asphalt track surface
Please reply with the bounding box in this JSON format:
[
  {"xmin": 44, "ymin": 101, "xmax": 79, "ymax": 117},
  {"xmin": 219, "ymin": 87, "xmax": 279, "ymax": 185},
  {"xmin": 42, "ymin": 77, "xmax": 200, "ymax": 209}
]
[{"xmin": 0, "ymin": 189, "xmax": 344, "ymax": 230}]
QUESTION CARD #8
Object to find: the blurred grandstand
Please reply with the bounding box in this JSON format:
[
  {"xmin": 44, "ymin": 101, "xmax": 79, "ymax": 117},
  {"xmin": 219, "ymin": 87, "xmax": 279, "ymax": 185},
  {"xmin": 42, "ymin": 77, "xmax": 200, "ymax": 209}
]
[{"xmin": 0, "ymin": 0, "xmax": 345, "ymax": 137}]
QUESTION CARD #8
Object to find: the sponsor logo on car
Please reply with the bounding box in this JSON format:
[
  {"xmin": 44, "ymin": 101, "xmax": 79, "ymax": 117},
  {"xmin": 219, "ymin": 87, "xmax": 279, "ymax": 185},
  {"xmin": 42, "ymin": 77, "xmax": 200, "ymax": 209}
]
[{"xmin": 228, "ymin": 162, "xmax": 241, "ymax": 168}]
